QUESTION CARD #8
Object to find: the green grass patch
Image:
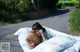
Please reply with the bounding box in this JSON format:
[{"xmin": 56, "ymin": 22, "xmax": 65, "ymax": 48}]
[
  {"xmin": 58, "ymin": 0, "xmax": 79, "ymax": 4},
  {"xmin": 69, "ymin": 7, "xmax": 80, "ymax": 35}
]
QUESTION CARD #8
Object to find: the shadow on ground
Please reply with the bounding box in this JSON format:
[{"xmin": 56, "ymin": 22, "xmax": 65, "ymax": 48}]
[{"xmin": 28, "ymin": 9, "xmax": 69, "ymax": 21}]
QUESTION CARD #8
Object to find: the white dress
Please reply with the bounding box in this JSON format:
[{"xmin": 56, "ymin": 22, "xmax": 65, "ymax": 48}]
[{"xmin": 14, "ymin": 26, "xmax": 80, "ymax": 52}]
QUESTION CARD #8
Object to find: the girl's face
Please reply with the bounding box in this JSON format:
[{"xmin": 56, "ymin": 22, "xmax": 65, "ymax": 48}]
[{"xmin": 34, "ymin": 29, "xmax": 42, "ymax": 36}]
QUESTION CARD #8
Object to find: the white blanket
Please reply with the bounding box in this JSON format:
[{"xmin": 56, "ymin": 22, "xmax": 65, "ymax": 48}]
[{"xmin": 14, "ymin": 27, "xmax": 80, "ymax": 52}]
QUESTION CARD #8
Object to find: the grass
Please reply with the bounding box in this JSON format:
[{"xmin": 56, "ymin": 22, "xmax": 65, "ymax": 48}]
[
  {"xmin": 69, "ymin": 7, "xmax": 80, "ymax": 35},
  {"xmin": 0, "ymin": 21, "xmax": 10, "ymax": 26},
  {"xmin": 58, "ymin": 0, "xmax": 79, "ymax": 4}
]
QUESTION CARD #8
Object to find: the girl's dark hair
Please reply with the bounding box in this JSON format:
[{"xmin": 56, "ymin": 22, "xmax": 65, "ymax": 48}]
[{"xmin": 32, "ymin": 22, "xmax": 45, "ymax": 32}]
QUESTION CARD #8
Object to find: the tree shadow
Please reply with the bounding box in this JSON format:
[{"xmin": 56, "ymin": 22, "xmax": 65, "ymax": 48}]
[
  {"xmin": 41, "ymin": 9, "xmax": 69, "ymax": 19},
  {"xmin": 52, "ymin": 9, "xmax": 69, "ymax": 16},
  {"xmin": 28, "ymin": 9, "xmax": 69, "ymax": 21}
]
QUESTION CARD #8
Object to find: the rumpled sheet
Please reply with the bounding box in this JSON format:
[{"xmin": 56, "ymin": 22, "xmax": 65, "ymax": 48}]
[{"xmin": 14, "ymin": 27, "xmax": 80, "ymax": 52}]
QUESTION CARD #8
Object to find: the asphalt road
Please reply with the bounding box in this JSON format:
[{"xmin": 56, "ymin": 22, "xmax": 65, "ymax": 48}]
[
  {"xmin": 0, "ymin": 9, "xmax": 69, "ymax": 37},
  {"xmin": 0, "ymin": 9, "xmax": 70, "ymax": 52}
]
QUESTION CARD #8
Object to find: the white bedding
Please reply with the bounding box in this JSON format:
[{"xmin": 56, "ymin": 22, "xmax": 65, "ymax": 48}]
[{"xmin": 14, "ymin": 27, "xmax": 80, "ymax": 52}]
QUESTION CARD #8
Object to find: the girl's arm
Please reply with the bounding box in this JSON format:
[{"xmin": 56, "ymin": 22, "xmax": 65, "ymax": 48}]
[{"xmin": 40, "ymin": 30, "xmax": 47, "ymax": 41}]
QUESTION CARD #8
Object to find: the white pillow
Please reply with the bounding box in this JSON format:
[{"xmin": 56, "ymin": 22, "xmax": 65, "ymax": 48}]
[
  {"xmin": 14, "ymin": 27, "xmax": 76, "ymax": 52},
  {"xmin": 31, "ymin": 36, "xmax": 76, "ymax": 52}
]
